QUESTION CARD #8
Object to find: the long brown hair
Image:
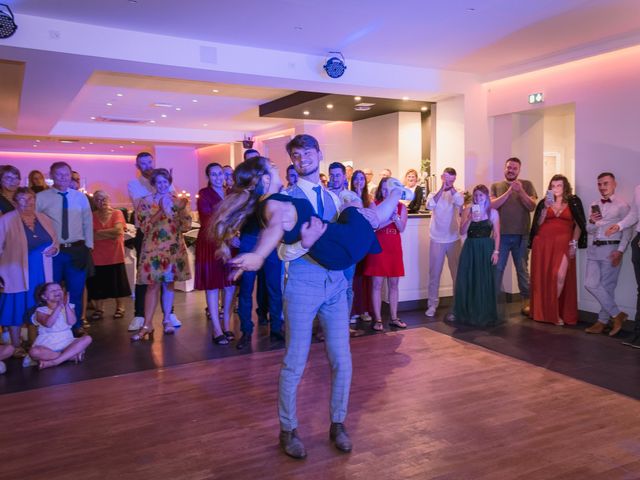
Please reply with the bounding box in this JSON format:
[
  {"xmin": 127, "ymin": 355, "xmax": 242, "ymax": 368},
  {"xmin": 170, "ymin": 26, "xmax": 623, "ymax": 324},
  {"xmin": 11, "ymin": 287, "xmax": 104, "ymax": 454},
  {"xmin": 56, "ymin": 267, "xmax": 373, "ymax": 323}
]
[
  {"xmin": 374, "ymin": 177, "xmax": 391, "ymax": 203},
  {"xmin": 350, "ymin": 170, "xmax": 370, "ymax": 208},
  {"xmin": 472, "ymin": 184, "xmax": 492, "ymax": 217},
  {"xmin": 209, "ymin": 156, "xmax": 269, "ymax": 260},
  {"xmin": 547, "ymin": 174, "xmax": 572, "ymax": 203}
]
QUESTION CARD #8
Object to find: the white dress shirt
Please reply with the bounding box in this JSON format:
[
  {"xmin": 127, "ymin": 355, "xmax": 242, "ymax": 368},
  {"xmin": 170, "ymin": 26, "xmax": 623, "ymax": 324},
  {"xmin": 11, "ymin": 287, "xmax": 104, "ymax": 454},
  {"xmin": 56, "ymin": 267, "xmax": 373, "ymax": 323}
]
[
  {"xmin": 277, "ymin": 177, "xmax": 341, "ymax": 262},
  {"xmin": 587, "ymin": 194, "xmax": 632, "ymax": 252},
  {"xmin": 426, "ymin": 189, "xmax": 464, "ymax": 243},
  {"xmin": 36, "ymin": 187, "xmax": 94, "ymax": 248},
  {"xmin": 617, "ymin": 185, "xmax": 640, "ymax": 233}
]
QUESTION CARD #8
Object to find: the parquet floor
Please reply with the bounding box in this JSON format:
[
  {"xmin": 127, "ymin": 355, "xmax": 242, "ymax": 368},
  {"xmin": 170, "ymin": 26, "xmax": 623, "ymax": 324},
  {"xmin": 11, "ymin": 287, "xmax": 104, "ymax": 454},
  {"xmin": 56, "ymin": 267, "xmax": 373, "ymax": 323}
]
[{"xmin": 1, "ymin": 328, "xmax": 639, "ymax": 479}]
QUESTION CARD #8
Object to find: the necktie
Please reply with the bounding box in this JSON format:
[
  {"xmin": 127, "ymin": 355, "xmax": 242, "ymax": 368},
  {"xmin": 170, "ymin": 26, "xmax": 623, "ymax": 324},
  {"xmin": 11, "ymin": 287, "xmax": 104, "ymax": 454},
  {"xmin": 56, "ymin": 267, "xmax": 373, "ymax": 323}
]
[
  {"xmin": 58, "ymin": 192, "xmax": 69, "ymax": 240},
  {"xmin": 313, "ymin": 185, "xmax": 325, "ymax": 219},
  {"xmin": 601, "ymin": 198, "xmax": 611, "ymax": 204}
]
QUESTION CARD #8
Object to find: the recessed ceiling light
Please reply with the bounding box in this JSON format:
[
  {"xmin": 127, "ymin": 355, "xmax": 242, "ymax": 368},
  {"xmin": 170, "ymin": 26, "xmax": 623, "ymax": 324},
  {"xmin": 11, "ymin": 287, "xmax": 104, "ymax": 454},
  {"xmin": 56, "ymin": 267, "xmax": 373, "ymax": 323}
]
[
  {"xmin": 90, "ymin": 116, "xmax": 96, "ymax": 120},
  {"xmin": 150, "ymin": 120, "xmax": 156, "ymax": 123},
  {"xmin": 32, "ymin": 144, "xmax": 37, "ymax": 147},
  {"xmin": 106, "ymin": 102, "xmax": 113, "ymax": 106},
  {"xmin": 89, "ymin": 142, "xmax": 94, "ymax": 145},
  {"xmin": 203, "ymin": 123, "xmax": 208, "ymax": 127},
  {"xmin": 35, "ymin": 139, "xmax": 41, "ymax": 143},
  {"xmin": 212, "ymin": 89, "xmax": 219, "ymax": 93},
  {"xmin": 161, "ymin": 114, "xmax": 167, "ymax": 118},
  {"xmin": 175, "ymin": 107, "xmax": 181, "ymax": 111},
  {"xmin": 354, "ymin": 96, "xmax": 361, "ymax": 101},
  {"xmin": 303, "ymin": 110, "xmax": 310, "ymax": 115},
  {"xmin": 192, "ymin": 99, "xmax": 198, "ymax": 103},
  {"xmin": 116, "ymin": 93, "xmax": 123, "ymax": 97},
  {"xmin": 81, "ymin": 146, "xmax": 85, "ymax": 150},
  {"xmin": 59, "ymin": 139, "xmax": 78, "ymax": 144},
  {"xmin": 119, "ymin": 145, "xmax": 124, "ymax": 148},
  {"xmin": 111, "ymin": 149, "xmax": 115, "ymax": 152},
  {"xmin": 130, "ymin": 141, "xmax": 135, "ymax": 144},
  {"xmin": 421, "ymin": 106, "xmax": 428, "ymax": 111},
  {"xmin": 153, "ymin": 103, "xmax": 173, "ymax": 108},
  {"xmin": 402, "ymin": 96, "xmax": 409, "ymax": 101},
  {"xmin": 326, "ymin": 104, "xmax": 334, "ymax": 109}
]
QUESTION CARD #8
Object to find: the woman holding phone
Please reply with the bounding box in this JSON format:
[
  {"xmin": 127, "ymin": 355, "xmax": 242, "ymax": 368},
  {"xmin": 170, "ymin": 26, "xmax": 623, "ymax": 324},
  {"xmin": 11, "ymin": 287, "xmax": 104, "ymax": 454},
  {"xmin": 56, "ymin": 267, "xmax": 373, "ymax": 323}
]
[
  {"xmin": 529, "ymin": 175, "xmax": 586, "ymax": 325},
  {"xmin": 452, "ymin": 184, "xmax": 501, "ymax": 326}
]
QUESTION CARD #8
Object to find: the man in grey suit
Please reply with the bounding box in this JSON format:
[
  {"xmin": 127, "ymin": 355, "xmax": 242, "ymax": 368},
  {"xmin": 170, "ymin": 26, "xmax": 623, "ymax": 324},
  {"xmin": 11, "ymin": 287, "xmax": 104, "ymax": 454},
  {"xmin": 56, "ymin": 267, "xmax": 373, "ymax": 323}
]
[
  {"xmin": 277, "ymin": 134, "xmax": 353, "ymax": 459},
  {"xmin": 584, "ymin": 172, "xmax": 632, "ymax": 336}
]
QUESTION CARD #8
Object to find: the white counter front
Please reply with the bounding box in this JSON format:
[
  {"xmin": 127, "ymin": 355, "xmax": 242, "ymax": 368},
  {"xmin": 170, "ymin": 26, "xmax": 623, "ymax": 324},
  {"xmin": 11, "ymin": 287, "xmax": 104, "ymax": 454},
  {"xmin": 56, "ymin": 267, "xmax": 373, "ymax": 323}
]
[{"xmin": 382, "ymin": 215, "xmax": 454, "ymax": 304}]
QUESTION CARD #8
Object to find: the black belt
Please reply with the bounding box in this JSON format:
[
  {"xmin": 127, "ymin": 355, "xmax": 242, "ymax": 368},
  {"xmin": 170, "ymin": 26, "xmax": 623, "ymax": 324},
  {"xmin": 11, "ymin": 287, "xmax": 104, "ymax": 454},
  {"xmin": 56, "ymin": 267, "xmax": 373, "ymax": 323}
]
[
  {"xmin": 60, "ymin": 240, "xmax": 85, "ymax": 248},
  {"xmin": 593, "ymin": 240, "xmax": 620, "ymax": 246}
]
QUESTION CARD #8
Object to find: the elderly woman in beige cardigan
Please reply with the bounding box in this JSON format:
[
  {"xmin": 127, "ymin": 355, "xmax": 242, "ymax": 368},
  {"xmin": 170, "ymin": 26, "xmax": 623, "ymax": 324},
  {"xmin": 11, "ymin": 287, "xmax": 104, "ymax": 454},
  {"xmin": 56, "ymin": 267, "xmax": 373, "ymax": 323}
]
[{"xmin": 0, "ymin": 187, "xmax": 58, "ymax": 357}]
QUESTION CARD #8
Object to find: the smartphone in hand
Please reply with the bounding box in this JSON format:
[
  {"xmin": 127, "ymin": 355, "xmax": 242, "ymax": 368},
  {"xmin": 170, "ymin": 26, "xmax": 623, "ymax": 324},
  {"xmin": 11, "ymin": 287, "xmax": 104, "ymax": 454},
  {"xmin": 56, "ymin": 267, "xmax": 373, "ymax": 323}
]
[
  {"xmin": 546, "ymin": 190, "xmax": 554, "ymax": 204},
  {"xmin": 591, "ymin": 204, "xmax": 601, "ymax": 215}
]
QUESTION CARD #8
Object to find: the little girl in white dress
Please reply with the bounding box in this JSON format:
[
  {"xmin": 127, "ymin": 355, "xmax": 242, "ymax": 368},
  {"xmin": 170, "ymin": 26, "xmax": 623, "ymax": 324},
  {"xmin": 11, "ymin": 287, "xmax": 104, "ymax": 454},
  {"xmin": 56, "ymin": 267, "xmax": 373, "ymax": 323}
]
[{"xmin": 28, "ymin": 282, "xmax": 92, "ymax": 369}]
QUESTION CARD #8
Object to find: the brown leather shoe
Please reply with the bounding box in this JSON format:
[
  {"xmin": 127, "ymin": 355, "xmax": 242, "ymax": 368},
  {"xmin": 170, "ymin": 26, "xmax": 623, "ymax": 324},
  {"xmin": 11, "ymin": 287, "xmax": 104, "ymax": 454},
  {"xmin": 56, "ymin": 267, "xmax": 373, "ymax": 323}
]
[
  {"xmin": 279, "ymin": 429, "xmax": 307, "ymax": 459},
  {"xmin": 609, "ymin": 312, "xmax": 628, "ymax": 337},
  {"xmin": 521, "ymin": 299, "xmax": 531, "ymax": 316},
  {"xmin": 585, "ymin": 321, "xmax": 606, "ymax": 334},
  {"xmin": 329, "ymin": 422, "xmax": 352, "ymax": 453}
]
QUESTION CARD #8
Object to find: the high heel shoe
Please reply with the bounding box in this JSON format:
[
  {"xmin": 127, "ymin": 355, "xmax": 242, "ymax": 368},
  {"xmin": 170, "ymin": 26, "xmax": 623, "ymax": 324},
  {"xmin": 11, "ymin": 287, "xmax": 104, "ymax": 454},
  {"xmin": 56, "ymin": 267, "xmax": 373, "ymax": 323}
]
[
  {"xmin": 130, "ymin": 325, "xmax": 154, "ymax": 342},
  {"xmin": 163, "ymin": 322, "xmax": 176, "ymax": 335}
]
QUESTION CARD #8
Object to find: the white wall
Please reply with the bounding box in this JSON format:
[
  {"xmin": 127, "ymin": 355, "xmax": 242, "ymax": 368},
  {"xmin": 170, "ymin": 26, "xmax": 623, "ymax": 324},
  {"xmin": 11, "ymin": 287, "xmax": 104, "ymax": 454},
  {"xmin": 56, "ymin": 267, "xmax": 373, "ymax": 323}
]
[{"xmin": 433, "ymin": 96, "xmax": 466, "ymax": 190}]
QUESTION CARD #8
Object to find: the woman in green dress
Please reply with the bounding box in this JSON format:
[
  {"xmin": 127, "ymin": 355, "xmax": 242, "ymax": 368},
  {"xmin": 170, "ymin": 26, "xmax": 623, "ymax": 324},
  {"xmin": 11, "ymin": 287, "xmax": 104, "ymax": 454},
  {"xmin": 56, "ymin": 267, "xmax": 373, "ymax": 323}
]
[{"xmin": 453, "ymin": 184, "xmax": 502, "ymax": 326}]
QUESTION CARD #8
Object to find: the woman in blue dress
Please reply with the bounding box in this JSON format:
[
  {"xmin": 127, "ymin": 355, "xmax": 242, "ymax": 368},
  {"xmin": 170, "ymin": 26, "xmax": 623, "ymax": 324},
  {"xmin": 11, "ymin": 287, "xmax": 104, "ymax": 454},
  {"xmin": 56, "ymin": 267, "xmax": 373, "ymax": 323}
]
[
  {"xmin": 453, "ymin": 184, "xmax": 502, "ymax": 326},
  {"xmin": 209, "ymin": 156, "xmax": 411, "ymax": 275},
  {"xmin": 0, "ymin": 187, "xmax": 58, "ymax": 357}
]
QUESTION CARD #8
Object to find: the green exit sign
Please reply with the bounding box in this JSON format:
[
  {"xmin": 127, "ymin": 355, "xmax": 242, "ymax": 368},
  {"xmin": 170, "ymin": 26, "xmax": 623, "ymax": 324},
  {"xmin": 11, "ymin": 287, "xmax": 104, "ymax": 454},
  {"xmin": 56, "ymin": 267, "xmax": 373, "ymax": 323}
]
[{"xmin": 528, "ymin": 92, "xmax": 544, "ymax": 104}]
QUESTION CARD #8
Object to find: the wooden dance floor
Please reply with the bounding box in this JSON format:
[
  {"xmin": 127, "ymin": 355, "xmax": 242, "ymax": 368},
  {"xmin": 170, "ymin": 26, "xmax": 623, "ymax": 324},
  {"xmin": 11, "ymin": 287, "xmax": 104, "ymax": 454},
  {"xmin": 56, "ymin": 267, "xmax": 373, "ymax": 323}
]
[{"xmin": 1, "ymin": 328, "xmax": 639, "ymax": 479}]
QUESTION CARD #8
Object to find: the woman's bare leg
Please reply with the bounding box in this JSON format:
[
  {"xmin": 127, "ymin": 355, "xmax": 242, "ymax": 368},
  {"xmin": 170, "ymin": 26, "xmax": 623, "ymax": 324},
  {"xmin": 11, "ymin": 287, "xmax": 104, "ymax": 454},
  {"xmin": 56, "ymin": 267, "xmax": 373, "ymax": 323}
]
[
  {"xmin": 388, "ymin": 277, "xmax": 400, "ymax": 319},
  {"xmin": 36, "ymin": 337, "xmax": 92, "ymax": 369},
  {"xmin": 222, "ymin": 286, "xmax": 235, "ymax": 332},
  {"xmin": 206, "ymin": 289, "xmax": 224, "ymax": 337}
]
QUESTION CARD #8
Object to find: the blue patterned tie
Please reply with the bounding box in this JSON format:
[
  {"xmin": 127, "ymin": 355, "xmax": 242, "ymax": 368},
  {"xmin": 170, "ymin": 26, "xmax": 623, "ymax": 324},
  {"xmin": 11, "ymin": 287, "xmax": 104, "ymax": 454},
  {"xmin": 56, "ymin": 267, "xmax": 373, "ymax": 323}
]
[
  {"xmin": 58, "ymin": 192, "xmax": 69, "ymax": 240},
  {"xmin": 313, "ymin": 185, "xmax": 325, "ymax": 219}
]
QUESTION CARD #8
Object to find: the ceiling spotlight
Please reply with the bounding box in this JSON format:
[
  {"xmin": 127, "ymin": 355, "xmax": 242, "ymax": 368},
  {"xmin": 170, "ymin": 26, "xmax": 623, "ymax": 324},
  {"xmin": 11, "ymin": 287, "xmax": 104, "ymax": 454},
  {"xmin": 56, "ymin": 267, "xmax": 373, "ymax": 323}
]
[
  {"xmin": 0, "ymin": 3, "xmax": 18, "ymax": 39},
  {"xmin": 81, "ymin": 146, "xmax": 85, "ymax": 150},
  {"xmin": 175, "ymin": 107, "xmax": 181, "ymax": 111},
  {"xmin": 402, "ymin": 96, "xmax": 409, "ymax": 101},
  {"xmin": 203, "ymin": 123, "xmax": 208, "ymax": 127},
  {"xmin": 192, "ymin": 99, "xmax": 198, "ymax": 103},
  {"xmin": 106, "ymin": 102, "xmax": 113, "ymax": 106},
  {"xmin": 354, "ymin": 96, "xmax": 361, "ymax": 101},
  {"xmin": 130, "ymin": 141, "xmax": 136, "ymax": 144},
  {"xmin": 119, "ymin": 145, "xmax": 124, "ymax": 148},
  {"xmin": 110, "ymin": 149, "xmax": 115, "ymax": 152},
  {"xmin": 303, "ymin": 110, "xmax": 310, "ymax": 116},
  {"xmin": 149, "ymin": 120, "xmax": 156, "ymax": 124},
  {"xmin": 421, "ymin": 106, "xmax": 428, "ymax": 111},
  {"xmin": 89, "ymin": 142, "xmax": 94, "ymax": 145},
  {"xmin": 326, "ymin": 104, "xmax": 334, "ymax": 109},
  {"xmin": 116, "ymin": 93, "xmax": 124, "ymax": 97},
  {"xmin": 36, "ymin": 139, "xmax": 41, "ymax": 143},
  {"xmin": 161, "ymin": 114, "xmax": 167, "ymax": 118},
  {"xmin": 212, "ymin": 89, "xmax": 219, "ymax": 93},
  {"xmin": 32, "ymin": 144, "xmax": 37, "ymax": 148},
  {"xmin": 90, "ymin": 116, "xmax": 96, "ymax": 120}
]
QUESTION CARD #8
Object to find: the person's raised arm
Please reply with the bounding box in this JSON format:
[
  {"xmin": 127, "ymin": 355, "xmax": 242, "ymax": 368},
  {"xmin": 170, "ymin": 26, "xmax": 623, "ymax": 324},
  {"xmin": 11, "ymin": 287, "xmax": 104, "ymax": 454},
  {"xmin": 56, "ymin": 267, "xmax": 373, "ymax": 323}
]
[
  {"xmin": 459, "ymin": 206, "xmax": 472, "ymax": 236},
  {"xmin": 512, "ymin": 180, "xmax": 537, "ymax": 212},
  {"xmin": 490, "ymin": 183, "xmax": 511, "ymax": 209}
]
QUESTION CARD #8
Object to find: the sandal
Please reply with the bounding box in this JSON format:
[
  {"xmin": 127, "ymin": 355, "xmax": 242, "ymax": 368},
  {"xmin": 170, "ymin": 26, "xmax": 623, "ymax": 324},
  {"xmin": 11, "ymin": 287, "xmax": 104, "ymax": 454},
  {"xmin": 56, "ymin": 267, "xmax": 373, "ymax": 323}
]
[
  {"xmin": 389, "ymin": 318, "xmax": 407, "ymax": 329},
  {"xmin": 113, "ymin": 308, "xmax": 125, "ymax": 319},
  {"xmin": 12, "ymin": 346, "xmax": 27, "ymax": 359},
  {"xmin": 223, "ymin": 330, "xmax": 235, "ymax": 341},
  {"xmin": 90, "ymin": 310, "xmax": 104, "ymax": 321},
  {"xmin": 212, "ymin": 334, "xmax": 229, "ymax": 345},
  {"xmin": 131, "ymin": 325, "xmax": 154, "ymax": 342},
  {"xmin": 372, "ymin": 320, "xmax": 384, "ymax": 332}
]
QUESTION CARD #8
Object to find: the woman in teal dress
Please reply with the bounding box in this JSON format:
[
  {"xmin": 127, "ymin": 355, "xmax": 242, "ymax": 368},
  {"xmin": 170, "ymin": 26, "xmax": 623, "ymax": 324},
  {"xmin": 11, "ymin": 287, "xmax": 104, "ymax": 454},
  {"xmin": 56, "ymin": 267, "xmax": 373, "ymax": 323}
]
[{"xmin": 453, "ymin": 184, "xmax": 502, "ymax": 326}]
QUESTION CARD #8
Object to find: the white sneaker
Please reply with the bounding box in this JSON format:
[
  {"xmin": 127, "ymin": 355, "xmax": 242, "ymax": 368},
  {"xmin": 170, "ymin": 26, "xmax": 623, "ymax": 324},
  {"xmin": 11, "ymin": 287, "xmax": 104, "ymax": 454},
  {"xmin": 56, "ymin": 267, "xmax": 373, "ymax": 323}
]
[
  {"xmin": 170, "ymin": 313, "xmax": 182, "ymax": 327},
  {"xmin": 22, "ymin": 355, "xmax": 37, "ymax": 368},
  {"xmin": 360, "ymin": 312, "xmax": 372, "ymax": 322},
  {"xmin": 387, "ymin": 178, "xmax": 415, "ymax": 201},
  {"xmin": 128, "ymin": 316, "xmax": 144, "ymax": 331},
  {"xmin": 0, "ymin": 361, "xmax": 6, "ymax": 374},
  {"xmin": 350, "ymin": 315, "xmax": 359, "ymax": 325},
  {"xmin": 425, "ymin": 306, "xmax": 437, "ymax": 317}
]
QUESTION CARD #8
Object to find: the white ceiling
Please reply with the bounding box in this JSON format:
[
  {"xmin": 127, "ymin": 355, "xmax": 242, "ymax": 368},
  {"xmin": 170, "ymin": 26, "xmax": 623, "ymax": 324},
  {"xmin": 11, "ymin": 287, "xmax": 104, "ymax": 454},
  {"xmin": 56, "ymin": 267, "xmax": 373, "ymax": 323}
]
[{"xmin": 1, "ymin": 0, "xmax": 640, "ymax": 153}]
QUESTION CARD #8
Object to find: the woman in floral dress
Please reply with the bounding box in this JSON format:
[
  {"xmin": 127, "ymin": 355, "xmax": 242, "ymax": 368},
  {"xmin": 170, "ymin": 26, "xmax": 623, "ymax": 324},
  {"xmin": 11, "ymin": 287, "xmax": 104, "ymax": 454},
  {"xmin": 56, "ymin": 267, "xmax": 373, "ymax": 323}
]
[{"xmin": 132, "ymin": 168, "xmax": 191, "ymax": 340}]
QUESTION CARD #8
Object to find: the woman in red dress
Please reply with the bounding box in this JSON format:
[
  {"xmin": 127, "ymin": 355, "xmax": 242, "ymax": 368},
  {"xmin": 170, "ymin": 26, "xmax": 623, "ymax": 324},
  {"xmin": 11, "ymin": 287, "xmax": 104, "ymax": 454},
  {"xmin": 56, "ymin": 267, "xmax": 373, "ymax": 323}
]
[
  {"xmin": 195, "ymin": 163, "xmax": 236, "ymax": 344},
  {"xmin": 350, "ymin": 170, "xmax": 374, "ymax": 323},
  {"xmin": 362, "ymin": 177, "xmax": 408, "ymax": 332},
  {"xmin": 529, "ymin": 174, "xmax": 586, "ymax": 325}
]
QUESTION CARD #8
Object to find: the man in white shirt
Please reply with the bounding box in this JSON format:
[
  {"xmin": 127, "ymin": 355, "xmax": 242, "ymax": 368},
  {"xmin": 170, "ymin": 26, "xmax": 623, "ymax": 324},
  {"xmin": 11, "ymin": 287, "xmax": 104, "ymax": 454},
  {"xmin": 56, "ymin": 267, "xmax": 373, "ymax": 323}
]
[
  {"xmin": 276, "ymin": 135, "xmax": 352, "ymax": 459},
  {"xmin": 584, "ymin": 172, "xmax": 632, "ymax": 336},
  {"xmin": 607, "ymin": 181, "xmax": 640, "ymax": 346},
  {"xmin": 127, "ymin": 152, "xmax": 180, "ymax": 331},
  {"xmin": 425, "ymin": 168, "xmax": 464, "ymax": 317},
  {"xmin": 36, "ymin": 161, "xmax": 93, "ymax": 336}
]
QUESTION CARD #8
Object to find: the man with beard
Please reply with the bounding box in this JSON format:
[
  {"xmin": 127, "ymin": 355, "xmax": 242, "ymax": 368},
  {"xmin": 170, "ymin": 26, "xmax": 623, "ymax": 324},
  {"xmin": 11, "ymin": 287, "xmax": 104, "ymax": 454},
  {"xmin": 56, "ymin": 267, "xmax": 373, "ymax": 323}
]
[{"xmin": 490, "ymin": 157, "xmax": 537, "ymax": 315}]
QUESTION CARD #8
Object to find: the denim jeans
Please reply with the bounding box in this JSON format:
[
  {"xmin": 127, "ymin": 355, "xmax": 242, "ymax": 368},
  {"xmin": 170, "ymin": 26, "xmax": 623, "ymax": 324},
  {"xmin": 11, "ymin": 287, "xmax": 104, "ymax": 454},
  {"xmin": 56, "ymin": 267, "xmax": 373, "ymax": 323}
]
[
  {"xmin": 495, "ymin": 234, "xmax": 530, "ymax": 299},
  {"xmin": 53, "ymin": 251, "xmax": 87, "ymax": 329},
  {"xmin": 238, "ymin": 233, "xmax": 283, "ymax": 335}
]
